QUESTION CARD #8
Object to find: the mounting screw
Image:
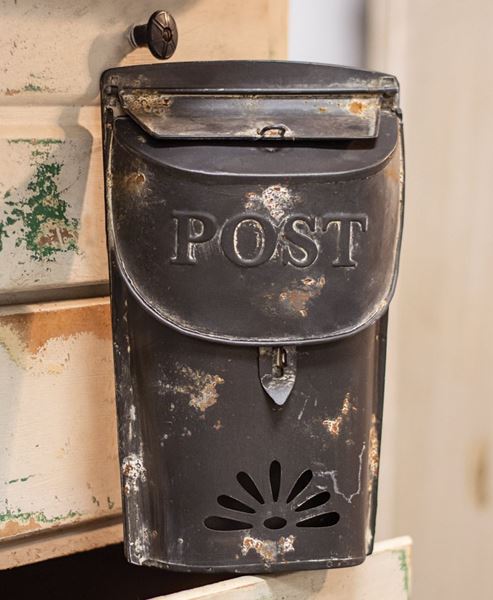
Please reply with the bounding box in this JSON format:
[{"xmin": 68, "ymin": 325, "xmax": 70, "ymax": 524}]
[{"xmin": 128, "ymin": 10, "xmax": 178, "ymax": 60}]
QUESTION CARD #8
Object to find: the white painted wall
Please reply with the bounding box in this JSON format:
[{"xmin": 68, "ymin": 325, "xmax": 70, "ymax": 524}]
[{"xmin": 288, "ymin": 0, "xmax": 365, "ymax": 66}]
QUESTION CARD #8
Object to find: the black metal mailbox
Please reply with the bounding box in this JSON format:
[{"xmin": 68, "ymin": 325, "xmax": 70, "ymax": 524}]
[{"xmin": 101, "ymin": 59, "xmax": 404, "ymax": 573}]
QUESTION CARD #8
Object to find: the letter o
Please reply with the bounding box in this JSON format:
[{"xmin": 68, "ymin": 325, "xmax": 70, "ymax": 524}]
[{"xmin": 221, "ymin": 215, "xmax": 277, "ymax": 267}]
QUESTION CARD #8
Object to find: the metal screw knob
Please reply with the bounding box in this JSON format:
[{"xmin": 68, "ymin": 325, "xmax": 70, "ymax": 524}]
[{"xmin": 128, "ymin": 10, "xmax": 178, "ymax": 60}]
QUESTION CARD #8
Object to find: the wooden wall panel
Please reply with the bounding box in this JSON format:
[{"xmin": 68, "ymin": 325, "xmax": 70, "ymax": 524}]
[
  {"xmin": 0, "ymin": 298, "xmax": 121, "ymax": 560},
  {"xmin": 0, "ymin": 0, "xmax": 288, "ymax": 301},
  {"xmin": 0, "ymin": 0, "xmax": 288, "ymax": 106},
  {"xmin": 0, "ymin": 107, "xmax": 106, "ymax": 302},
  {"xmin": 0, "ymin": 0, "xmax": 288, "ymax": 568}
]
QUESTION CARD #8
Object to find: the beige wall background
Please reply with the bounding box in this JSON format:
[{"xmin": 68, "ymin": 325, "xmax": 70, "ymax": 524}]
[{"xmin": 367, "ymin": 1, "xmax": 493, "ymax": 599}]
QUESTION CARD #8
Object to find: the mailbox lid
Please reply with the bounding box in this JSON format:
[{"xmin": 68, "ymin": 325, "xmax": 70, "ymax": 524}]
[
  {"xmin": 103, "ymin": 61, "xmax": 403, "ymax": 346},
  {"xmin": 103, "ymin": 60, "xmax": 398, "ymax": 141}
]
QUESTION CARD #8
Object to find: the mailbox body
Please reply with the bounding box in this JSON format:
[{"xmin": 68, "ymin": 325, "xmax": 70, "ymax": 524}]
[{"xmin": 101, "ymin": 61, "xmax": 404, "ymax": 573}]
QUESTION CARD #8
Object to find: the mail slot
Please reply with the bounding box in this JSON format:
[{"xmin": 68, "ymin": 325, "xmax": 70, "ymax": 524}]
[{"xmin": 101, "ymin": 53, "xmax": 404, "ymax": 573}]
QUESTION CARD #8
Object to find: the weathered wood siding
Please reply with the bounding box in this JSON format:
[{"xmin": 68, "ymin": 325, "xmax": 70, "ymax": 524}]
[
  {"xmin": 0, "ymin": 0, "xmax": 287, "ymax": 302},
  {"xmin": 0, "ymin": 299, "xmax": 120, "ymax": 543},
  {"xmin": 0, "ymin": 0, "xmax": 288, "ymax": 568}
]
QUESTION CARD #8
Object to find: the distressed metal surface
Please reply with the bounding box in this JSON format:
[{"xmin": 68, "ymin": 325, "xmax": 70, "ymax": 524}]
[
  {"xmin": 105, "ymin": 115, "xmax": 401, "ymax": 345},
  {"xmin": 119, "ymin": 93, "xmax": 381, "ymax": 140},
  {"xmin": 101, "ymin": 61, "xmax": 404, "ymax": 573}
]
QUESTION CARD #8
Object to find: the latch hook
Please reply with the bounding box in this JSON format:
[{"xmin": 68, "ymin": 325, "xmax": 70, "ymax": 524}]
[{"xmin": 258, "ymin": 346, "xmax": 297, "ymax": 406}]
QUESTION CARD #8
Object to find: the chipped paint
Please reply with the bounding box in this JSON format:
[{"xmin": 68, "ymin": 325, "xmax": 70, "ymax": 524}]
[
  {"xmin": 122, "ymin": 453, "xmax": 146, "ymax": 495},
  {"xmin": 5, "ymin": 475, "xmax": 35, "ymax": 485},
  {"xmin": 241, "ymin": 534, "xmax": 295, "ymax": 564},
  {"xmin": 0, "ymin": 508, "xmax": 81, "ymax": 538},
  {"xmin": 245, "ymin": 185, "xmax": 300, "ymax": 224},
  {"xmin": 393, "ymin": 548, "xmax": 411, "ymax": 595},
  {"xmin": 7, "ymin": 138, "xmax": 63, "ymax": 146},
  {"xmin": 124, "ymin": 171, "xmax": 146, "ymax": 196},
  {"xmin": 0, "ymin": 139, "xmax": 79, "ymax": 261},
  {"xmin": 278, "ymin": 275, "xmax": 326, "ymax": 317},
  {"xmin": 322, "ymin": 392, "xmax": 356, "ymax": 437},
  {"xmin": 170, "ymin": 364, "xmax": 224, "ymax": 412},
  {"xmin": 368, "ymin": 414, "xmax": 380, "ymax": 483},
  {"xmin": 121, "ymin": 91, "xmax": 173, "ymax": 115},
  {"xmin": 0, "ymin": 304, "xmax": 111, "ymax": 372}
]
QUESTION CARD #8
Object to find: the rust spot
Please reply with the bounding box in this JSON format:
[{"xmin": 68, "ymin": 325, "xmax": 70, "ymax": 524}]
[
  {"xmin": 385, "ymin": 152, "xmax": 403, "ymax": 185},
  {"xmin": 322, "ymin": 393, "xmax": 356, "ymax": 437},
  {"xmin": 213, "ymin": 419, "xmax": 223, "ymax": 431},
  {"xmin": 348, "ymin": 100, "xmax": 364, "ymax": 115},
  {"xmin": 122, "ymin": 453, "xmax": 147, "ymax": 495},
  {"xmin": 172, "ymin": 365, "xmax": 224, "ymax": 412},
  {"xmin": 5, "ymin": 88, "xmax": 20, "ymax": 96},
  {"xmin": 241, "ymin": 534, "xmax": 295, "ymax": 564},
  {"xmin": 123, "ymin": 91, "xmax": 173, "ymax": 115},
  {"xmin": 278, "ymin": 276, "xmax": 325, "ymax": 317},
  {"xmin": 318, "ymin": 106, "xmax": 328, "ymax": 113},
  {"xmin": 368, "ymin": 415, "xmax": 379, "ymax": 481},
  {"xmin": 124, "ymin": 172, "xmax": 146, "ymax": 195},
  {"xmin": 0, "ymin": 303, "xmax": 111, "ymax": 357}
]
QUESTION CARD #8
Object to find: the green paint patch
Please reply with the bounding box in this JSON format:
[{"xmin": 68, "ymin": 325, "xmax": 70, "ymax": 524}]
[
  {"xmin": 393, "ymin": 549, "xmax": 410, "ymax": 596},
  {"xmin": 0, "ymin": 507, "xmax": 81, "ymax": 525},
  {"xmin": 0, "ymin": 140, "xmax": 79, "ymax": 260},
  {"xmin": 5, "ymin": 474, "xmax": 35, "ymax": 485},
  {"xmin": 22, "ymin": 82, "xmax": 56, "ymax": 94},
  {"xmin": 0, "ymin": 222, "xmax": 6, "ymax": 253},
  {"xmin": 8, "ymin": 138, "xmax": 63, "ymax": 146},
  {"xmin": 23, "ymin": 83, "xmax": 43, "ymax": 92}
]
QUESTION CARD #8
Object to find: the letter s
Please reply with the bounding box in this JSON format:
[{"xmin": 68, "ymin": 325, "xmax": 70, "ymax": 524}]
[{"xmin": 283, "ymin": 215, "xmax": 318, "ymax": 267}]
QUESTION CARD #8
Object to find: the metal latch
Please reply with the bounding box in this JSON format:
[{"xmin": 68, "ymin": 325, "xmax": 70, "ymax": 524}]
[{"xmin": 259, "ymin": 346, "xmax": 297, "ymax": 406}]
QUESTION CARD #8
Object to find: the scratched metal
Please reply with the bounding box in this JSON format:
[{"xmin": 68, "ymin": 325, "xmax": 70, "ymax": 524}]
[
  {"xmin": 118, "ymin": 92, "xmax": 382, "ymax": 140},
  {"xmin": 101, "ymin": 61, "xmax": 404, "ymax": 573}
]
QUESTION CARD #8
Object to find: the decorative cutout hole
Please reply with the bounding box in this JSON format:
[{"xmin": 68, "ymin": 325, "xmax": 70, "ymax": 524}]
[
  {"xmin": 205, "ymin": 461, "xmax": 339, "ymax": 532},
  {"xmin": 204, "ymin": 516, "xmax": 253, "ymax": 531},
  {"xmin": 295, "ymin": 491, "xmax": 331, "ymax": 512},
  {"xmin": 217, "ymin": 495, "xmax": 256, "ymax": 514},
  {"xmin": 270, "ymin": 460, "xmax": 281, "ymax": 501},
  {"xmin": 296, "ymin": 512, "xmax": 340, "ymax": 528},
  {"xmin": 237, "ymin": 471, "xmax": 265, "ymax": 504},
  {"xmin": 263, "ymin": 516, "xmax": 287, "ymax": 530},
  {"xmin": 286, "ymin": 469, "xmax": 313, "ymax": 503}
]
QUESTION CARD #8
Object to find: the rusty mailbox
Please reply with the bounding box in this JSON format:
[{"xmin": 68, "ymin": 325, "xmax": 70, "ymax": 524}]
[{"xmin": 100, "ymin": 18, "xmax": 404, "ymax": 573}]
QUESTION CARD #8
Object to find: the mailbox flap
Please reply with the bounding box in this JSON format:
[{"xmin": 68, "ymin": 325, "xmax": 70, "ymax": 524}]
[
  {"xmin": 118, "ymin": 92, "xmax": 381, "ymax": 140},
  {"xmin": 103, "ymin": 60, "xmax": 403, "ymax": 346},
  {"xmin": 103, "ymin": 61, "xmax": 398, "ymax": 141},
  {"xmin": 106, "ymin": 138, "xmax": 403, "ymax": 347}
]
